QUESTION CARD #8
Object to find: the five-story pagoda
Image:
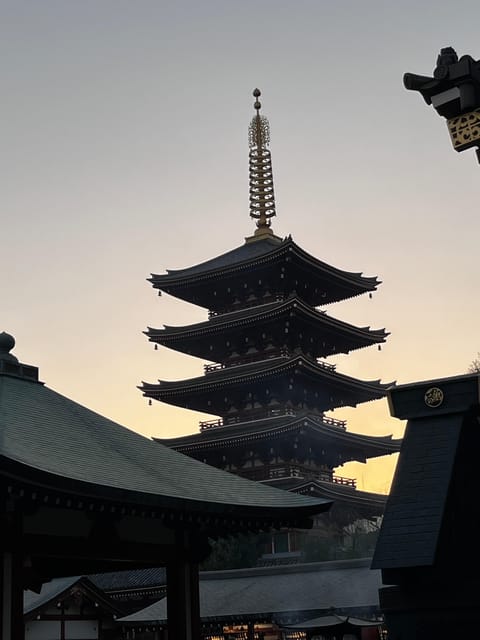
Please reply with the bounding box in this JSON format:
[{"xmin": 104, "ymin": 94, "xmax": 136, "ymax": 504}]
[{"xmin": 140, "ymin": 91, "xmax": 401, "ymax": 531}]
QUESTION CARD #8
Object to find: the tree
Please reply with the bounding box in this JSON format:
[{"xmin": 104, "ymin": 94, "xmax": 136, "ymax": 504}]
[{"xmin": 468, "ymin": 353, "xmax": 480, "ymax": 373}]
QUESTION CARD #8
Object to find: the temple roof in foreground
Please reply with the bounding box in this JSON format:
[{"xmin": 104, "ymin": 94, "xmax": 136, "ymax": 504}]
[
  {"xmin": 0, "ymin": 333, "xmax": 331, "ymax": 530},
  {"xmin": 148, "ymin": 236, "xmax": 381, "ymax": 308}
]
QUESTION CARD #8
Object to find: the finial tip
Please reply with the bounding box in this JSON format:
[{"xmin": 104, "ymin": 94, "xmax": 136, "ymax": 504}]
[{"xmin": 253, "ymin": 88, "xmax": 262, "ymax": 112}]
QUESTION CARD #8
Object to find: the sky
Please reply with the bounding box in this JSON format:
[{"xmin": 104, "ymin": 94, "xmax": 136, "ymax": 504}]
[{"xmin": 2, "ymin": 1, "xmax": 480, "ymax": 494}]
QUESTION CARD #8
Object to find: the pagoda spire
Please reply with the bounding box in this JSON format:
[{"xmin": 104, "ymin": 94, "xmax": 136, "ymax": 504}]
[{"xmin": 248, "ymin": 89, "xmax": 277, "ymax": 239}]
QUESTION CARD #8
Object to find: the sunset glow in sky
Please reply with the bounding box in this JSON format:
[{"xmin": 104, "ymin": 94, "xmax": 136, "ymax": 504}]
[{"xmin": 3, "ymin": 1, "xmax": 480, "ymax": 494}]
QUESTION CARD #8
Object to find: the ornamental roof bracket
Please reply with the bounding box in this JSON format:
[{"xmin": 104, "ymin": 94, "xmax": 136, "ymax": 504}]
[{"xmin": 247, "ymin": 89, "xmax": 277, "ymax": 241}]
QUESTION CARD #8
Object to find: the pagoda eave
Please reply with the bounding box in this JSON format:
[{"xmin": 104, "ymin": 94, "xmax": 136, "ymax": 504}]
[
  {"xmin": 148, "ymin": 237, "xmax": 381, "ymax": 310},
  {"xmin": 144, "ymin": 296, "xmax": 389, "ymax": 361},
  {"xmin": 140, "ymin": 356, "xmax": 394, "ymax": 416},
  {"xmin": 155, "ymin": 415, "xmax": 402, "ymax": 460}
]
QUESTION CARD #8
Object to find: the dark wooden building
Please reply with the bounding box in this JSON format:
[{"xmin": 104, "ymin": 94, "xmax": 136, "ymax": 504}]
[
  {"xmin": 140, "ymin": 91, "xmax": 401, "ymax": 538},
  {"xmin": 372, "ymin": 373, "xmax": 480, "ymax": 639}
]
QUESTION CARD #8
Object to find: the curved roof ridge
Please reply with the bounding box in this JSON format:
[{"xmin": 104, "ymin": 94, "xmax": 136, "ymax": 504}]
[
  {"xmin": 148, "ymin": 235, "xmax": 380, "ymax": 293},
  {"xmin": 0, "ymin": 375, "xmax": 330, "ymax": 517},
  {"xmin": 155, "ymin": 235, "xmax": 285, "ymax": 279},
  {"xmin": 145, "ymin": 295, "xmax": 389, "ymax": 341}
]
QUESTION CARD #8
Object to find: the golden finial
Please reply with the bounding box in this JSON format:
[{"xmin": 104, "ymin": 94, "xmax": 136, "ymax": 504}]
[{"xmin": 248, "ymin": 88, "xmax": 276, "ymax": 237}]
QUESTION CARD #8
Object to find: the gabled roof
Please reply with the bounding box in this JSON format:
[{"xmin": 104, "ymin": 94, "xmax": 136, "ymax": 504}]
[
  {"xmin": 118, "ymin": 558, "xmax": 382, "ymax": 623},
  {"xmin": 24, "ymin": 575, "xmax": 121, "ymax": 617},
  {"xmin": 0, "ymin": 369, "xmax": 331, "ymax": 528},
  {"xmin": 140, "ymin": 355, "xmax": 394, "ymax": 414},
  {"xmin": 148, "ymin": 236, "xmax": 380, "ymax": 308},
  {"xmin": 145, "ymin": 295, "xmax": 389, "ymax": 360}
]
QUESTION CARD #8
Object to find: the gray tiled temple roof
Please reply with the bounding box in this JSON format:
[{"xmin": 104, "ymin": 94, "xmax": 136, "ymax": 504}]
[
  {"xmin": 0, "ymin": 371, "xmax": 330, "ymax": 520},
  {"xmin": 24, "ymin": 576, "xmax": 81, "ymax": 615},
  {"xmin": 89, "ymin": 567, "xmax": 167, "ymax": 591},
  {"xmin": 119, "ymin": 558, "xmax": 382, "ymax": 622}
]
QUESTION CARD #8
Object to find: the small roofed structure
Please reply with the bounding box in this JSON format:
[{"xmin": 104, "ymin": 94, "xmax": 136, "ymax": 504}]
[
  {"xmin": 282, "ymin": 614, "xmax": 383, "ymax": 639},
  {"xmin": 0, "ymin": 332, "xmax": 331, "ymax": 640},
  {"xmin": 23, "ymin": 575, "xmax": 123, "ymax": 639}
]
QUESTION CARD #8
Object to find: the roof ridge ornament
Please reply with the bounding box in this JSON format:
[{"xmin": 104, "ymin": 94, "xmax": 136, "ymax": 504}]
[
  {"xmin": 247, "ymin": 89, "xmax": 277, "ymax": 241},
  {"xmin": 0, "ymin": 332, "xmax": 18, "ymax": 363},
  {"xmin": 0, "ymin": 331, "xmax": 40, "ymax": 382}
]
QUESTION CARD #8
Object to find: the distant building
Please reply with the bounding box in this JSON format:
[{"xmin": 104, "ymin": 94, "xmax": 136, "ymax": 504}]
[{"xmin": 24, "ymin": 559, "xmax": 385, "ymax": 639}]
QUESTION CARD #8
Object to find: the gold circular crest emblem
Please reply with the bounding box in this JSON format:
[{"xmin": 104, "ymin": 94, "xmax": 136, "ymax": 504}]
[{"xmin": 424, "ymin": 387, "xmax": 444, "ymax": 408}]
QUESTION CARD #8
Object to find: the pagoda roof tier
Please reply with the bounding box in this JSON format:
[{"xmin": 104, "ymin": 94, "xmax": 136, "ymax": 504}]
[
  {"xmin": 148, "ymin": 236, "xmax": 380, "ymax": 311},
  {"xmin": 145, "ymin": 295, "xmax": 388, "ymax": 361},
  {"xmin": 155, "ymin": 415, "xmax": 401, "ymax": 462},
  {"xmin": 140, "ymin": 355, "xmax": 394, "ymax": 415},
  {"xmin": 265, "ymin": 476, "xmax": 389, "ymax": 511}
]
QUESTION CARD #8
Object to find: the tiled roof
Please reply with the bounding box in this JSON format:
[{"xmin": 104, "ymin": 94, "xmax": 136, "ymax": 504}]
[
  {"xmin": 89, "ymin": 567, "xmax": 167, "ymax": 591},
  {"xmin": 0, "ymin": 373, "xmax": 330, "ymax": 521},
  {"xmin": 142, "ymin": 356, "xmax": 393, "ymax": 407},
  {"xmin": 24, "ymin": 576, "xmax": 121, "ymax": 617},
  {"xmin": 24, "ymin": 576, "xmax": 81, "ymax": 615},
  {"xmin": 149, "ymin": 236, "xmax": 379, "ymax": 294},
  {"xmin": 157, "ymin": 235, "xmax": 283, "ymax": 278},
  {"xmin": 119, "ymin": 558, "xmax": 382, "ymax": 622},
  {"xmin": 371, "ymin": 413, "xmax": 462, "ymax": 569},
  {"xmin": 158, "ymin": 415, "xmax": 401, "ymax": 460}
]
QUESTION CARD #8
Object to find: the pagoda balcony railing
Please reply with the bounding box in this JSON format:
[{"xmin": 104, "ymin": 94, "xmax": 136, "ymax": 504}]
[
  {"xmin": 238, "ymin": 463, "xmax": 357, "ymax": 488},
  {"xmin": 208, "ymin": 293, "xmax": 286, "ymax": 318},
  {"xmin": 204, "ymin": 347, "xmax": 291, "ymax": 374},
  {"xmin": 267, "ymin": 465, "xmax": 356, "ymax": 488},
  {"xmin": 203, "ymin": 351, "xmax": 337, "ymax": 375},
  {"xmin": 311, "ymin": 414, "xmax": 347, "ymax": 430},
  {"xmin": 316, "ymin": 359, "xmax": 336, "ymax": 372},
  {"xmin": 199, "ymin": 410, "xmax": 346, "ymax": 432}
]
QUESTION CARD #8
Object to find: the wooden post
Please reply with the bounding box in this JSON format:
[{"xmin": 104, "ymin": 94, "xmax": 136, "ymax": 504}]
[
  {"xmin": 166, "ymin": 531, "xmax": 201, "ymax": 640},
  {"xmin": 1, "ymin": 551, "xmax": 24, "ymax": 640}
]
